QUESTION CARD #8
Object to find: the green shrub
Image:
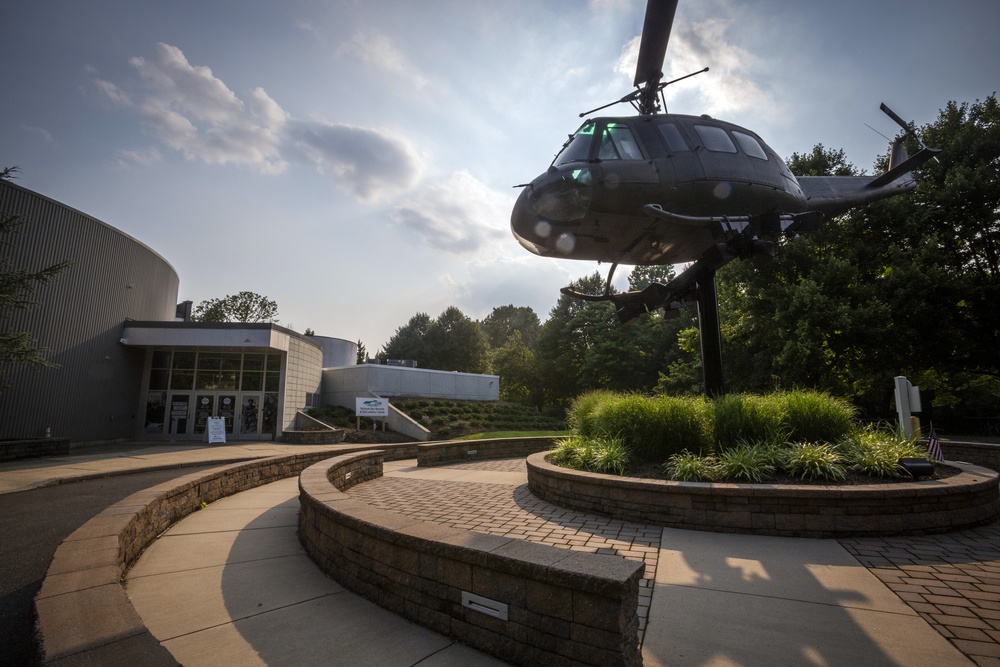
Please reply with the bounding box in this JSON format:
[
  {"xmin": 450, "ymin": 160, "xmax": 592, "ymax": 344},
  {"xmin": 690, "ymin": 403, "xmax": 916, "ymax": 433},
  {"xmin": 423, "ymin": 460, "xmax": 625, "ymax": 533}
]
[
  {"xmin": 839, "ymin": 424, "xmax": 925, "ymax": 478},
  {"xmin": 779, "ymin": 390, "xmax": 855, "ymax": 444},
  {"xmin": 550, "ymin": 435, "xmax": 630, "ymax": 476},
  {"xmin": 582, "ymin": 393, "xmax": 713, "ymax": 462},
  {"xmin": 782, "ymin": 442, "xmax": 846, "ymax": 481},
  {"xmin": 567, "ymin": 390, "xmax": 617, "ymax": 436},
  {"xmin": 589, "ymin": 437, "xmax": 630, "ymax": 476},
  {"xmin": 714, "ymin": 394, "xmax": 785, "ymax": 450},
  {"xmin": 550, "ymin": 438, "xmax": 583, "ymax": 468},
  {"xmin": 664, "ymin": 451, "xmax": 718, "ymax": 482},
  {"xmin": 716, "ymin": 443, "xmax": 777, "ymax": 482}
]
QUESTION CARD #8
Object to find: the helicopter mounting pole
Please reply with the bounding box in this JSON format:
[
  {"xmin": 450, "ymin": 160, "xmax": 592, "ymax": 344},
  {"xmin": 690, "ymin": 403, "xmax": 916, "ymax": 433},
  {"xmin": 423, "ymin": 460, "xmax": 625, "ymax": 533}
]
[{"xmin": 695, "ymin": 271, "xmax": 725, "ymax": 397}]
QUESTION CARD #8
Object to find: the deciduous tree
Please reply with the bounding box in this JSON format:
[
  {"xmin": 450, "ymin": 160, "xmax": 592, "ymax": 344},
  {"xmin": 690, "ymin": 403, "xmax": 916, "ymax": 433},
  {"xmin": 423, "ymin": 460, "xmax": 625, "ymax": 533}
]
[{"xmin": 193, "ymin": 291, "xmax": 278, "ymax": 323}]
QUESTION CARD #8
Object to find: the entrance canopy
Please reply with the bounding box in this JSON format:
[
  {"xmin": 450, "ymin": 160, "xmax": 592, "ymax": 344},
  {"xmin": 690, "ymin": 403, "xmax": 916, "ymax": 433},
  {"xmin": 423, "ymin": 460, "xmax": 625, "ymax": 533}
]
[{"xmin": 121, "ymin": 321, "xmax": 292, "ymax": 351}]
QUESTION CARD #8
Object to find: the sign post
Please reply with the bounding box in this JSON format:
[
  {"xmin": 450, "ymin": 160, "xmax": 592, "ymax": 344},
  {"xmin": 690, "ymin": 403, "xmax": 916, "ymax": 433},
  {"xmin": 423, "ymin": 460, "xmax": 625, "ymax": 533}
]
[
  {"xmin": 355, "ymin": 397, "xmax": 388, "ymax": 431},
  {"xmin": 894, "ymin": 376, "xmax": 922, "ymax": 439}
]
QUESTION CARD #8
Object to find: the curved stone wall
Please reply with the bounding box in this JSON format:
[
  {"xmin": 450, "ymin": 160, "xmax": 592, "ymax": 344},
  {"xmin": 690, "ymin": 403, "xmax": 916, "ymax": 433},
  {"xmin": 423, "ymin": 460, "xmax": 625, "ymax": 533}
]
[
  {"xmin": 527, "ymin": 452, "xmax": 1000, "ymax": 538},
  {"xmin": 299, "ymin": 451, "xmax": 643, "ymax": 667}
]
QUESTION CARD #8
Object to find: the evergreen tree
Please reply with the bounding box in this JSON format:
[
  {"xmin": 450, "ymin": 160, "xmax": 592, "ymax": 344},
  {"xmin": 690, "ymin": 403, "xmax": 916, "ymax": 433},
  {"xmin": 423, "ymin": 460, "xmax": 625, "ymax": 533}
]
[{"xmin": 1, "ymin": 167, "xmax": 72, "ymax": 388}]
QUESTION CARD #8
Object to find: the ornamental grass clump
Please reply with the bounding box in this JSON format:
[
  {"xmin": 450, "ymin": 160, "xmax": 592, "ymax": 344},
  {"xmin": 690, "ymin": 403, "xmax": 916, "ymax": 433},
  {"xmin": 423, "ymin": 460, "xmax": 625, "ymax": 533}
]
[
  {"xmin": 588, "ymin": 436, "xmax": 631, "ymax": 475},
  {"xmin": 550, "ymin": 435, "xmax": 595, "ymax": 470},
  {"xmin": 838, "ymin": 424, "xmax": 926, "ymax": 478},
  {"xmin": 713, "ymin": 394, "xmax": 785, "ymax": 451},
  {"xmin": 566, "ymin": 390, "xmax": 617, "ymax": 436},
  {"xmin": 568, "ymin": 392, "xmax": 713, "ymax": 462},
  {"xmin": 716, "ymin": 442, "xmax": 781, "ymax": 482},
  {"xmin": 783, "ymin": 442, "xmax": 847, "ymax": 481},
  {"xmin": 664, "ymin": 451, "xmax": 718, "ymax": 482},
  {"xmin": 550, "ymin": 435, "xmax": 630, "ymax": 475},
  {"xmin": 780, "ymin": 390, "xmax": 856, "ymax": 444}
]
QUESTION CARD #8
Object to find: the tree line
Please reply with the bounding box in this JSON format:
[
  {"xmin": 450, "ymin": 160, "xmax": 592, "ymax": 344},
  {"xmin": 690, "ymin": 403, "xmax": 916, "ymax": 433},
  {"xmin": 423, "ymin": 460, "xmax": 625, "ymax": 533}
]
[{"xmin": 376, "ymin": 95, "xmax": 1000, "ymax": 431}]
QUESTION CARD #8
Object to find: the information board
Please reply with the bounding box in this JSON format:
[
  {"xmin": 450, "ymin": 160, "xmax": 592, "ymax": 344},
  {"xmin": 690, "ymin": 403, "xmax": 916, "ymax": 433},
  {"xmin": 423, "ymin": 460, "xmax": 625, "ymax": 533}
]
[
  {"xmin": 207, "ymin": 417, "xmax": 227, "ymax": 444},
  {"xmin": 355, "ymin": 397, "xmax": 388, "ymax": 417}
]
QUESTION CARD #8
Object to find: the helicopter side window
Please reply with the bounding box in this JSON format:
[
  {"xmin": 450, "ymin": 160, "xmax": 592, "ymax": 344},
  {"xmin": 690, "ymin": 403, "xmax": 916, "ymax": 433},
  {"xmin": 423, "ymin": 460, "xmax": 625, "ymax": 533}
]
[
  {"xmin": 598, "ymin": 123, "xmax": 644, "ymax": 160},
  {"xmin": 657, "ymin": 123, "xmax": 690, "ymax": 152},
  {"xmin": 733, "ymin": 131, "xmax": 768, "ymax": 160},
  {"xmin": 694, "ymin": 125, "xmax": 737, "ymax": 153},
  {"xmin": 553, "ymin": 122, "xmax": 596, "ymax": 166}
]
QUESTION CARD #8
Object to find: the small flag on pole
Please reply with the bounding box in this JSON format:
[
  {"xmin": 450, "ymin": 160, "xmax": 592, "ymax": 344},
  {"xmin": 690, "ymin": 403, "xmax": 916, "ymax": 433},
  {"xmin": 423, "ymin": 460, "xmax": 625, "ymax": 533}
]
[{"xmin": 926, "ymin": 427, "xmax": 943, "ymax": 462}]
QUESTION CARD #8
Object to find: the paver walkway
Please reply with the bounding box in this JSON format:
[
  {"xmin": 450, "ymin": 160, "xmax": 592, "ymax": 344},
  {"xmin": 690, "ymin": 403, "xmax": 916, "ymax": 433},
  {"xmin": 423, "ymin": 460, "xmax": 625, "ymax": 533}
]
[
  {"xmin": 354, "ymin": 458, "xmax": 662, "ymax": 643},
  {"xmin": 842, "ymin": 523, "xmax": 1000, "ymax": 665}
]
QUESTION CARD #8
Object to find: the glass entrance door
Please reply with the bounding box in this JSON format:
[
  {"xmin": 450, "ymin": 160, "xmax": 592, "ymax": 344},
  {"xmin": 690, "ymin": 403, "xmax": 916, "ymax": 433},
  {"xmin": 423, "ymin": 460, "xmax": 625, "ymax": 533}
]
[
  {"xmin": 194, "ymin": 394, "xmax": 214, "ymax": 436},
  {"xmin": 218, "ymin": 395, "xmax": 236, "ymax": 435},
  {"xmin": 169, "ymin": 394, "xmax": 190, "ymax": 435},
  {"xmin": 240, "ymin": 394, "xmax": 261, "ymax": 437}
]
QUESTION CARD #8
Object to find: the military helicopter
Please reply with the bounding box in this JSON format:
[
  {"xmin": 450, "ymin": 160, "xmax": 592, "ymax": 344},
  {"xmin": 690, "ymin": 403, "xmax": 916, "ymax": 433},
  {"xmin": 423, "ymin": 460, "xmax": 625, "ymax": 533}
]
[{"xmin": 509, "ymin": 0, "xmax": 939, "ymax": 395}]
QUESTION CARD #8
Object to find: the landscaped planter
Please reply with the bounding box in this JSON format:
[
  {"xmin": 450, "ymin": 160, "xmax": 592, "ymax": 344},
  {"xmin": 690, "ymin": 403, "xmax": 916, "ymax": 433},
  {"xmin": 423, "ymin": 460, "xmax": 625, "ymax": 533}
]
[{"xmin": 527, "ymin": 452, "xmax": 1000, "ymax": 538}]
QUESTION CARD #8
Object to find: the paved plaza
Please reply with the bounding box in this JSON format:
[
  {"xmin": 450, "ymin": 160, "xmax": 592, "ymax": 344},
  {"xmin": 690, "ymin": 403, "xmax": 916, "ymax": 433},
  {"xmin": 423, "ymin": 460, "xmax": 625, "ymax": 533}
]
[{"xmin": 4, "ymin": 443, "xmax": 998, "ymax": 665}]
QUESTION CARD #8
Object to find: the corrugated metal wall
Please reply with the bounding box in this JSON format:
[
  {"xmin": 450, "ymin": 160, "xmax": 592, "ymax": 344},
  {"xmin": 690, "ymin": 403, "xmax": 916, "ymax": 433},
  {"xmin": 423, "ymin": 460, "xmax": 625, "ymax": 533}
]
[{"xmin": 0, "ymin": 181, "xmax": 179, "ymax": 442}]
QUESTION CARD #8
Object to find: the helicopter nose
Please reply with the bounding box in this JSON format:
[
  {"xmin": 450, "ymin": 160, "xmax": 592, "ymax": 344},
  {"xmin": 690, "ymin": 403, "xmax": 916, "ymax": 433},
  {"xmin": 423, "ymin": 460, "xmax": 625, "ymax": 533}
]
[{"xmin": 510, "ymin": 167, "xmax": 593, "ymax": 254}]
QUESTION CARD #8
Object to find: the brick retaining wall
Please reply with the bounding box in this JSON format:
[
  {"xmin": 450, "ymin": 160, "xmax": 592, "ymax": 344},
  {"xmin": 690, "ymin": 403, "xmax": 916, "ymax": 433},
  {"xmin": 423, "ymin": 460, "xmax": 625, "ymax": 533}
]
[
  {"xmin": 527, "ymin": 453, "xmax": 1000, "ymax": 538},
  {"xmin": 942, "ymin": 440, "xmax": 1000, "ymax": 472},
  {"xmin": 298, "ymin": 451, "xmax": 644, "ymax": 667},
  {"xmin": 417, "ymin": 436, "xmax": 557, "ymax": 467},
  {"xmin": 1, "ymin": 437, "xmax": 70, "ymax": 461}
]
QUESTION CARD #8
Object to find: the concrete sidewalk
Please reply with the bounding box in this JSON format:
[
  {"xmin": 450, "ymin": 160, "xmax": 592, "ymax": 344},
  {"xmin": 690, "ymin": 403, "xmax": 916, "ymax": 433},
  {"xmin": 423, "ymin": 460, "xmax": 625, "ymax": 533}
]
[
  {"xmin": 7, "ymin": 445, "xmax": 995, "ymax": 665},
  {"xmin": 0, "ymin": 441, "xmax": 363, "ymax": 495},
  {"xmin": 127, "ymin": 477, "xmax": 507, "ymax": 666}
]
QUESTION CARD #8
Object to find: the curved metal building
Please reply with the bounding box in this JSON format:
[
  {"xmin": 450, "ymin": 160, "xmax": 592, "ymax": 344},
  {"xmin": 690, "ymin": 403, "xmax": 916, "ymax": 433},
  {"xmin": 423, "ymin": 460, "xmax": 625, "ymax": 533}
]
[{"xmin": 1, "ymin": 180, "xmax": 179, "ymax": 443}]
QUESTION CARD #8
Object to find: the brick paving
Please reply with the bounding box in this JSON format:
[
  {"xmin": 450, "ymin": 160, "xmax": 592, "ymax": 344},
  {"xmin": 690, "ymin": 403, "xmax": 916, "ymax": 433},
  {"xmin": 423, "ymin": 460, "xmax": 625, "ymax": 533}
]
[
  {"xmin": 347, "ymin": 458, "xmax": 663, "ymax": 643},
  {"xmin": 349, "ymin": 457, "xmax": 1000, "ymax": 663},
  {"xmin": 840, "ymin": 522, "xmax": 1000, "ymax": 666}
]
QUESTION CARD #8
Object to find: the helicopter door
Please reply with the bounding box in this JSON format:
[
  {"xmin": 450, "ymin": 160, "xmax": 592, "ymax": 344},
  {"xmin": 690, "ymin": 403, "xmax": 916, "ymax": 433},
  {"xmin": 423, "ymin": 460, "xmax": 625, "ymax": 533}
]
[{"xmin": 590, "ymin": 121, "xmax": 658, "ymax": 213}]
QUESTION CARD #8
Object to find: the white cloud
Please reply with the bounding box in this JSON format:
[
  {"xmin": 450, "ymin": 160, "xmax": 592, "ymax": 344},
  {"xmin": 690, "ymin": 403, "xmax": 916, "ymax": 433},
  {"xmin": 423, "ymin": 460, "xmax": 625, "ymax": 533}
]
[
  {"xmin": 115, "ymin": 147, "xmax": 162, "ymax": 167},
  {"xmin": 612, "ymin": 8, "xmax": 772, "ymax": 118},
  {"xmin": 290, "ymin": 120, "xmax": 422, "ymax": 201},
  {"xmin": 101, "ymin": 42, "xmax": 424, "ymax": 201},
  {"xmin": 126, "ymin": 42, "xmax": 287, "ymax": 174},
  {"xmin": 95, "ymin": 79, "xmax": 132, "ymax": 106},
  {"xmin": 23, "ymin": 124, "xmax": 54, "ymax": 143},
  {"xmin": 665, "ymin": 19, "xmax": 768, "ymax": 116},
  {"xmin": 337, "ymin": 30, "xmax": 429, "ymax": 89},
  {"xmin": 391, "ymin": 171, "xmax": 513, "ymax": 254}
]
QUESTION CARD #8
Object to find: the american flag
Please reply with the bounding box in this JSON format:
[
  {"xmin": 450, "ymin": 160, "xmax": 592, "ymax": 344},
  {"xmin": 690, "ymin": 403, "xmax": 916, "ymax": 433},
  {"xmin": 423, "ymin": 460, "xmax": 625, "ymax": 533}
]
[{"xmin": 926, "ymin": 427, "xmax": 944, "ymax": 462}]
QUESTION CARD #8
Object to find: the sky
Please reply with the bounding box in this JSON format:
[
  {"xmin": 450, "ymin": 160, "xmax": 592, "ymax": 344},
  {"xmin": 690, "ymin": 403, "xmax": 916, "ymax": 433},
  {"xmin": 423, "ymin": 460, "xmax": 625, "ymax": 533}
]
[{"xmin": 3, "ymin": 0, "xmax": 998, "ymax": 354}]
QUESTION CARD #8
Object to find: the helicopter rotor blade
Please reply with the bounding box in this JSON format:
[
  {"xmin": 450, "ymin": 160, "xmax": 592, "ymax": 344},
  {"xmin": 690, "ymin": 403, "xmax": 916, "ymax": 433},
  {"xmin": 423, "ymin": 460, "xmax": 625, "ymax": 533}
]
[{"xmin": 633, "ymin": 0, "xmax": 679, "ymax": 88}]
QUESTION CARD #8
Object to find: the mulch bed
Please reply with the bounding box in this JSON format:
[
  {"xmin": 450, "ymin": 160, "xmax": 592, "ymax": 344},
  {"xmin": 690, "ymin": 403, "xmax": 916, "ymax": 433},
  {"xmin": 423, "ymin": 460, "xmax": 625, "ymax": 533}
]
[{"xmin": 622, "ymin": 461, "xmax": 961, "ymax": 485}]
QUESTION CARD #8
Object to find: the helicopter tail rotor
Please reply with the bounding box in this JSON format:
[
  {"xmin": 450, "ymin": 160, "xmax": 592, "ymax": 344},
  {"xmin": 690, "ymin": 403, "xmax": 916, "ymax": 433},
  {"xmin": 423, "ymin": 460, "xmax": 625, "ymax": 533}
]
[{"xmin": 866, "ymin": 103, "xmax": 942, "ymax": 188}]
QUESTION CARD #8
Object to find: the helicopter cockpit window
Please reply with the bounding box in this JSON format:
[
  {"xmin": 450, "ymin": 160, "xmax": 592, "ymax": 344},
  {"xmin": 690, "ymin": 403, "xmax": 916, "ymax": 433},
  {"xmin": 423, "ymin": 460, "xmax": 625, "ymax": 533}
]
[
  {"xmin": 553, "ymin": 122, "xmax": 596, "ymax": 166},
  {"xmin": 732, "ymin": 131, "xmax": 768, "ymax": 160},
  {"xmin": 694, "ymin": 125, "xmax": 737, "ymax": 153},
  {"xmin": 598, "ymin": 123, "xmax": 644, "ymax": 160},
  {"xmin": 657, "ymin": 123, "xmax": 690, "ymax": 152}
]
